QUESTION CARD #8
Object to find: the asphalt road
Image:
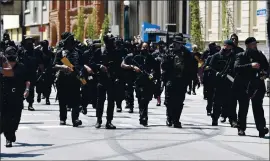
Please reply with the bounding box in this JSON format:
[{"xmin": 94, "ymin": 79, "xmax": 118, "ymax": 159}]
[{"xmin": 1, "ymin": 88, "xmax": 269, "ymax": 160}]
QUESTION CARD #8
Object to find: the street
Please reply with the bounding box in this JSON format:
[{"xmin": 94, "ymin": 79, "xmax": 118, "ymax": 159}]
[{"xmin": 1, "ymin": 88, "xmax": 269, "ymax": 160}]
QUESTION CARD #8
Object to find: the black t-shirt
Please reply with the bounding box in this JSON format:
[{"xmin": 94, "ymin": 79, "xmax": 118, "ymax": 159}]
[{"xmin": 3, "ymin": 63, "xmax": 29, "ymax": 100}]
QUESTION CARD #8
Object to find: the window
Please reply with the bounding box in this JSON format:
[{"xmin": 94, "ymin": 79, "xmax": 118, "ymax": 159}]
[
  {"xmin": 52, "ymin": 0, "xmax": 57, "ymax": 10},
  {"xmin": 72, "ymin": 0, "xmax": 78, "ymax": 8},
  {"xmin": 236, "ymin": 1, "xmax": 241, "ymax": 28},
  {"xmin": 207, "ymin": 1, "xmax": 212, "ymax": 29},
  {"xmin": 25, "ymin": 0, "xmax": 30, "ymax": 10}
]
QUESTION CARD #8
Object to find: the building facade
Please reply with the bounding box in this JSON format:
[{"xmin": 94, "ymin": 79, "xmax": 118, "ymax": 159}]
[
  {"xmin": 108, "ymin": 0, "xmax": 190, "ymax": 40},
  {"xmin": 22, "ymin": 0, "xmax": 50, "ymax": 43},
  {"xmin": 49, "ymin": 0, "xmax": 105, "ymax": 46},
  {"xmin": 199, "ymin": 1, "xmax": 268, "ymax": 55},
  {"xmin": 2, "ymin": 15, "xmax": 22, "ymax": 43}
]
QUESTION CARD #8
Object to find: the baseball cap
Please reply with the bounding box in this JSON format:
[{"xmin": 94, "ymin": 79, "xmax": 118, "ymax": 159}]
[{"xmin": 245, "ymin": 37, "xmax": 259, "ymax": 45}]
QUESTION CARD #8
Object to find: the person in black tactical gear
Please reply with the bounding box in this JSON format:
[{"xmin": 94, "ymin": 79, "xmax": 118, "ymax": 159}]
[
  {"xmin": 202, "ymin": 54, "xmax": 215, "ymax": 116},
  {"xmin": 53, "ymin": 32, "xmax": 82, "ymax": 127},
  {"xmin": 94, "ymin": 35, "xmax": 118, "ymax": 129},
  {"xmin": 209, "ymin": 40, "xmax": 237, "ymax": 127},
  {"xmin": 233, "ymin": 37, "xmax": 269, "ymax": 137},
  {"xmin": 80, "ymin": 39, "xmax": 101, "ymax": 114},
  {"xmin": 201, "ymin": 42, "xmax": 218, "ymax": 99},
  {"xmin": 114, "ymin": 39, "xmax": 127, "ymax": 113},
  {"xmin": 121, "ymin": 45, "xmax": 137, "ymax": 113},
  {"xmin": 152, "ymin": 40, "xmax": 166, "ymax": 106},
  {"xmin": 36, "ymin": 40, "xmax": 55, "ymax": 105},
  {"xmin": 161, "ymin": 33, "xmax": 193, "ymax": 128},
  {"xmin": 18, "ymin": 37, "xmax": 44, "ymax": 111},
  {"xmin": 1, "ymin": 47, "xmax": 30, "ymax": 147},
  {"xmin": 227, "ymin": 33, "xmax": 245, "ymax": 124},
  {"xmin": 122, "ymin": 43, "xmax": 157, "ymax": 126},
  {"xmin": 187, "ymin": 45, "xmax": 200, "ymax": 95}
]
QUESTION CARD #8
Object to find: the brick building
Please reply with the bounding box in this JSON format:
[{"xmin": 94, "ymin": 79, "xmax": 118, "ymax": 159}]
[{"xmin": 49, "ymin": 0, "xmax": 105, "ymax": 46}]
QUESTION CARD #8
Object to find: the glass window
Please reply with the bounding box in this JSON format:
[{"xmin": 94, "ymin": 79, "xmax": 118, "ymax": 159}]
[
  {"xmin": 72, "ymin": 0, "xmax": 78, "ymax": 8},
  {"xmin": 52, "ymin": 0, "xmax": 57, "ymax": 10},
  {"xmin": 236, "ymin": 1, "xmax": 241, "ymax": 28}
]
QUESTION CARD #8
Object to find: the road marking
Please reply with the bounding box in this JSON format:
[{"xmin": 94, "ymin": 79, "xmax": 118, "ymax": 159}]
[
  {"xmin": 18, "ymin": 125, "xmax": 71, "ymax": 130},
  {"xmin": 20, "ymin": 120, "xmax": 59, "ymax": 123},
  {"xmin": 22, "ymin": 113, "xmax": 50, "ymax": 116},
  {"xmin": 117, "ymin": 124, "xmax": 135, "ymax": 127}
]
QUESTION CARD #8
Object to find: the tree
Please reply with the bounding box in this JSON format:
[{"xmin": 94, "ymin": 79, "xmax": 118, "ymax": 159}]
[
  {"xmin": 221, "ymin": 0, "xmax": 235, "ymax": 41},
  {"xmin": 101, "ymin": 14, "xmax": 110, "ymax": 44},
  {"xmin": 74, "ymin": 7, "xmax": 85, "ymax": 42},
  {"xmin": 190, "ymin": 0, "xmax": 204, "ymax": 51},
  {"xmin": 86, "ymin": 8, "xmax": 99, "ymax": 40}
]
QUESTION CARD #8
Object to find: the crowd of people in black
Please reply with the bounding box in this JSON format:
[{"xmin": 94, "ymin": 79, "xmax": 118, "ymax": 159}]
[{"xmin": 0, "ymin": 31, "xmax": 269, "ymax": 148}]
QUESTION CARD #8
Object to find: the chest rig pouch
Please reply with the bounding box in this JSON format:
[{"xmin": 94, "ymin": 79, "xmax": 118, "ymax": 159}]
[{"xmin": 173, "ymin": 52, "xmax": 185, "ymax": 78}]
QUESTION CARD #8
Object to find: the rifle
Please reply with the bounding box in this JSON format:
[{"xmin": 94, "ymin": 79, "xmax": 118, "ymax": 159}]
[
  {"xmin": 60, "ymin": 57, "xmax": 87, "ymax": 85},
  {"xmin": 132, "ymin": 58, "xmax": 155, "ymax": 85}
]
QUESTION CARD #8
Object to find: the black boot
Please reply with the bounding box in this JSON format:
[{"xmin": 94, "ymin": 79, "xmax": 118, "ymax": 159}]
[
  {"xmin": 11, "ymin": 133, "xmax": 16, "ymax": 142},
  {"xmin": 106, "ymin": 121, "xmax": 116, "ymax": 129},
  {"xmin": 81, "ymin": 106, "xmax": 87, "ymax": 115},
  {"xmin": 46, "ymin": 98, "xmax": 50, "ymax": 105},
  {"xmin": 60, "ymin": 120, "xmax": 66, "ymax": 125},
  {"xmin": 173, "ymin": 122, "xmax": 182, "ymax": 128},
  {"xmin": 6, "ymin": 140, "xmax": 12, "ymax": 148},
  {"xmin": 140, "ymin": 118, "xmax": 148, "ymax": 127},
  {"xmin": 73, "ymin": 120, "xmax": 82, "ymax": 127},
  {"xmin": 37, "ymin": 94, "xmax": 41, "ymax": 103},
  {"xmin": 117, "ymin": 107, "xmax": 122, "ymax": 113},
  {"xmin": 259, "ymin": 127, "xmax": 269, "ymax": 138},
  {"xmin": 220, "ymin": 117, "xmax": 226, "ymax": 123},
  {"xmin": 187, "ymin": 91, "xmax": 191, "ymax": 95},
  {"xmin": 166, "ymin": 119, "xmax": 172, "ymax": 127},
  {"xmin": 230, "ymin": 121, "xmax": 238, "ymax": 128},
  {"xmin": 95, "ymin": 119, "xmax": 102, "ymax": 128},
  {"xmin": 192, "ymin": 91, "xmax": 196, "ymax": 95},
  {"xmin": 28, "ymin": 103, "xmax": 35, "ymax": 111},
  {"xmin": 212, "ymin": 119, "xmax": 218, "ymax": 126},
  {"xmin": 128, "ymin": 108, "xmax": 134, "ymax": 113},
  {"xmin": 238, "ymin": 129, "xmax": 246, "ymax": 136}
]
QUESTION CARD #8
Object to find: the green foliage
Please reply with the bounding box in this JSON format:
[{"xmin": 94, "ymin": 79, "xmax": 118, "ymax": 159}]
[
  {"xmin": 101, "ymin": 14, "xmax": 110, "ymax": 44},
  {"xmin": 221, "ymin": 0, "xmax": 229, "ymax": 41},
  {"xmin": 86, "ymin": 8, "xmax": 99, "ymax": 40},
  {"xmin": 190, "ymin": 0, "xmax": 204, "ymax": 51},
  {"xmin": 74, "ymin": 7, "xmax": 85, "ymax": 42}
]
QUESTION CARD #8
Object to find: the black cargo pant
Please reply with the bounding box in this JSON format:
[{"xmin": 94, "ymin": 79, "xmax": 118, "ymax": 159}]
[
  {"xmin": 212, "ymin": 81, "xmax": 234, "ymax": 121},
  {"xmin": 1, "ymin": 88, "xmax": 23, "ymax": 141},
  {"xmin": 57, "ymin": 83, "xmax": 81, "ymax": 124},
  {"xmin": 188, "ymin": 78, "xmax": 198, "ymax": 93},
  {"xmin": 26, "ymin": 78, "xmax": 36, "ymax": 105},
  {"xmin": 115, "ymin": 79, "xmax": 125, "ymax": 109},
  {"xmin": 125, "ymin": 82, "xmax": 134, "ymax": 108},
  {"xmin": 164, "ymin": 79, "xmax": 187, "ymax": 124},
  {"xmin": 153, "ymin": 80, "xmax": 162, "ymax": 99},
  {"xmin": 237, "ymin": 83, "xmax": 267, "ymax": 132},
  {"xmin": 96, "ymin": 80, "xmax": 115, "ymax": 123},
  {"xmin": 36, "ymin": 75, "xmax": 53, "ymax": 99},
  {"xmin": 204, "ymin": 82, "xmax": 214, "ymax": 113},
  {"xmin": 81, "ymin": 78, "xmax": 97, "ymax": 109},
  {"xmin": 135, "ymin": 84, "xmax": 153, "ymax": 122}
]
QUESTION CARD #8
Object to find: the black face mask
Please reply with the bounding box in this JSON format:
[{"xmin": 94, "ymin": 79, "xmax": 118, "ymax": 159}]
[
  {"xmin": 222, "ymin": 48, "xmax": 231, "ymax": 54},
  {"xmin": 6, "ymin": 55, "xmax": 17, "ymax": 62},
  {"xmin": 246, "ymin": 48, "xmax": 259, "ymax": 58}
]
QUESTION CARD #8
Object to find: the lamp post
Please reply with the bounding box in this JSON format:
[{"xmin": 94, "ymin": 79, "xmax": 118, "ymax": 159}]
[{"xmin": 123, "ymin": 0, "xmax": 130, "ymax": 41}]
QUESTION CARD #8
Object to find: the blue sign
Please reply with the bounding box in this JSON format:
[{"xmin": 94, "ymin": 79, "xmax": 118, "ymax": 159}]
[
  {"xmin": 257, "ymin": 9, "xmax": 267, "ymax": 16},
  {"xmin": 141, "ymin": 22, "xmax": 160, "ymax": 42},
  {"xmin": 185, "ymin": 43, "xmax": 192, "ymax": 52}
]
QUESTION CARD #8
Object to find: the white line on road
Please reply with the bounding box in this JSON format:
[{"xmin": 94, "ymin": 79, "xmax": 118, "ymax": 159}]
[
  {"xmin": 22, "ymin": 113, "xmax": 50, "ymax": 116},
  {"xmin": 18, "ymin": 125, "xmax": 71, "ymax": 130}
]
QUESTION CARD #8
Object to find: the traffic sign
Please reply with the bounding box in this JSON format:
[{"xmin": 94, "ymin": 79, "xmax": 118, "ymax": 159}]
[
  {"xmin": 257, "ymin": 9, "xmax": 267, "ymax": 16},
  {"xmin": 39, "ymin": 26, "xmax": 46, "ymax": 32}
]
